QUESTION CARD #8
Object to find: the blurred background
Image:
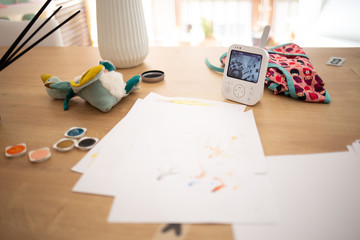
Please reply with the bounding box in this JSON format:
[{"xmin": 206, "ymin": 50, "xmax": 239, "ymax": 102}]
[{"xmin": 1, "ymin": 0, "xmax": 360, "ymax": 48}]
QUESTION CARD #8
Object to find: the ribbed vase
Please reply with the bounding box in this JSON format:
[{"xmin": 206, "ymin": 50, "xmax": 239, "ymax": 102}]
[{"xmin": 96, "ymin": 0, "xmax": 149, "ymax": 68}]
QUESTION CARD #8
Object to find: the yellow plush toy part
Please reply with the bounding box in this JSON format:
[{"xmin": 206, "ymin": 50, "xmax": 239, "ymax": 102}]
[{"xmin": 70, "ymin": 65, "xmax": 104, "ymax": 89}]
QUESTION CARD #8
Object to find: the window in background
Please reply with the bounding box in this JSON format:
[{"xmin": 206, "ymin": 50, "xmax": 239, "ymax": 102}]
[
  {"xmin": 178, "ymin": 0, "xmax": 253, "ymax": 46},
  {"xmin": 87, "ymin": 0, "xmax": 360, "ymax": 48},
  {"xmin": 293, "ymin": 0, "xmax": 360, "ymax": 47},
  {"xmin": 88, "ymin": 0, "xmax": 294, "ymax": 47},
  {"xmin": 144, "ymin": 0, "xmax": 298, "ymax": 47},
  {"xmin": 53, "ymin": 0, "xmax": 91, "ymax": 46},
  {"xmin": 143, "ymin": 0, "xmax": 302, "ymax": 47}
]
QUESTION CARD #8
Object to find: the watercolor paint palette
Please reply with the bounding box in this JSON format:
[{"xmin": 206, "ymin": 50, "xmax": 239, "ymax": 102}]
[
  {"xmin": 53, "ymin": 138, "xmax": 77, "ymax": 152},
  {"xmin": 6, "ymin": 126, "xmax": 96, "ymax": 163},
  {"xmin": 28, "ymin": 147, "xmax": 51, "ymax": 163},
  {"xmin": 64, "ymin": 127, "xmax": 87, "ymax": 139},
  {"xmin": 5, "ymin": 143, "xmax": 27, "ymax": 158}
]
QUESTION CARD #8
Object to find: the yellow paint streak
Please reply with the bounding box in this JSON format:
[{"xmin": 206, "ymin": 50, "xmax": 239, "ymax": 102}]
[{"xmin": 161, "ymin": 99, "xmax": 215, "ymax": 106}]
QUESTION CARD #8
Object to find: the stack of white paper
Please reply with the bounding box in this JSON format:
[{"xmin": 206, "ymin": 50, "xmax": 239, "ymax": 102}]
[
  {"xmin": 233, "ymin": 150, "xmax": 360, "ymax": 240},
  {"xmin": 72, "ymin": 92, "xmax": 279, "ymax": 224},
  {"xmin": 347, "ymin": 139, "xmax": 360, "ymax": 156}
]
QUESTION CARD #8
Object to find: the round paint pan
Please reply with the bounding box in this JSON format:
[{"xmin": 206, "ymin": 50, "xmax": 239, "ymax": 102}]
[
  {"xmin": 75, "ymin": 137, "xmax": 99, "ymax": 150},
  {"xmin": 141, "ymin": 70, "xmax": 164, "ymax": 83},
  {"xmin": 53, "ymin": 138, "xmax": 77, "ymax": 152},
  {"xmin": 29, "ymin": 147, "xmax": 51, "ymax": 163},
  {"xmin": 5, "ymin": 143, "xmax": 27, "ymax": 158},
  {"xmin": 64, "ymin": 127, "xmax": 87, "ymax": 139}
]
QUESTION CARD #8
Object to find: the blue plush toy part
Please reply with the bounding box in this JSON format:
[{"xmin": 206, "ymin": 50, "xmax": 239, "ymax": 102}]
[
  {"xmin": 41, "ymin": 74, "xmax": 71, "ymax": 99},
  {"xmin": 100, "ymin": 60, "xmax": 116, "ymax": 71},
  {"xmin": 125, "ymin": 75, "xmax": 141, "ymax": 94},
  {"xmin": 41, "ymin": 60, "xmax": 141, "ymax": 112}
]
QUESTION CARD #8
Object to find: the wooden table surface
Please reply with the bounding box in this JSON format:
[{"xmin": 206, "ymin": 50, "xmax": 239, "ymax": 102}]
[{"xmin": 0, "ymin": 46, "xmax": 360, "ymax": 240}]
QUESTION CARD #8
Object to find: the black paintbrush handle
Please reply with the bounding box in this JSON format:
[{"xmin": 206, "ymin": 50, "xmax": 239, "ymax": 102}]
[
  {"xmin": 5, "ymin": 6, "xmax": 63, "ymax": 64},
  {"xmin": 0, "ymin": 0, "xmax": 52, "ymax": 65},
  {"xmin": 0, "ymin": 10, "xmax": 81, "ymax": 72}
]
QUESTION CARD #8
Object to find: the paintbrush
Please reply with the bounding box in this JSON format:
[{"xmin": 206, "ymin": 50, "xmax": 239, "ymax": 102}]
[
  {"xmin": 0, "ymin": 0, "xmax": 52, "ymax": 66},
  {"xmin": 0, "ymin": 0, "xmax": 81, "ymax": 72}
]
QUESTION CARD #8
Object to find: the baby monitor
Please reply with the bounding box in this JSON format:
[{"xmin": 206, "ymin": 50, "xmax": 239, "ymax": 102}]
[{"xmin": 221, "ymin": 44, "xmax": 269, "ymax": 105}]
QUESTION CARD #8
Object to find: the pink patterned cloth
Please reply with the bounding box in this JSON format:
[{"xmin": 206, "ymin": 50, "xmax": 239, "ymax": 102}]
[{"xmin": 265, "ymin": 43, "xmax": 330, "ymax": 103}]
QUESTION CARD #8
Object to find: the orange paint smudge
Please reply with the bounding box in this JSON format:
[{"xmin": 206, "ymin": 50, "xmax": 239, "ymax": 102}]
[
  {"xmin": 196, "ymin": 170, "xmax": 206, "ymax": 179},
  {"xmin": 196, "ymin": 161, "xmax": 206, "ymax": 179},
  {"xmin": 208, "ymin": 145, "xmax": 224, "ymax": 158},
  {"xmin": 212, "ymin": 177, "xmax": 226, "ymax": 192},
  {"xmin": 212, "ymin": 184, "xmax": 226, "ymax": 192}
]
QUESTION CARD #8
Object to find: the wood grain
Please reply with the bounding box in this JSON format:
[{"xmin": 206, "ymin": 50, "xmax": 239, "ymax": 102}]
[{"xmin": 0, "ymin": 46, "xmax": 359, "ymax": 239}]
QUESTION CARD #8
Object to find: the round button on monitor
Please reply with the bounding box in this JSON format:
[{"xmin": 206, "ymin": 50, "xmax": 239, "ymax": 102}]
[{"xmin": 233, "ymin": 84, "xmax": 245, "ymax": 98}]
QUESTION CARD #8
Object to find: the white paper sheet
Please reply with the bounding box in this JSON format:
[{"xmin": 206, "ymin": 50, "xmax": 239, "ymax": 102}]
[
  {"xmin": 108, "ymin": 174, "xmax": 278, "ymax": 224},
  {"xmin": 72, "ymin": 93, "xmax": 252, "ymax": 196},
  {"xmin": 232, "ymin": 151, "xmax": 360, "ymax": 240},
  {"xmin": 72, "ymin": 100, "xmax": 146, "ymax": 196},
  {"xmin": 73, "ymin": 95, "xmax": 266, "ymax": 196},
  {"xmin": 72, "ymin": 93, "xmax": 246, "ymax": 173},
  {"xmin": 352, "ymin": 139, "xmax": 360, "ymax": 156},
  {"xmin": 73, "ymin": 92, "xmax": 276, "ymax": 224},
  {"xmin": 71, "ymin": 99, "xmax": 144, "ymax": 173}
]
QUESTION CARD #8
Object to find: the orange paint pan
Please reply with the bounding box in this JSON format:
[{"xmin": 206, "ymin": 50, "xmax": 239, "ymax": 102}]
[{"xmin": 5, "ymin": 143, "xmax": 27, "ymax": 158}]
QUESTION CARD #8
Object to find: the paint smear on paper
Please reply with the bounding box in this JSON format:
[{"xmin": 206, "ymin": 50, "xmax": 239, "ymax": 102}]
[
  {"xmin": 162, "ymin": 99, "xmax": 215, "ymax": 106},
  {"xmin": 212, "ymin": 177, "xmax": 226, "ymax": 192}
]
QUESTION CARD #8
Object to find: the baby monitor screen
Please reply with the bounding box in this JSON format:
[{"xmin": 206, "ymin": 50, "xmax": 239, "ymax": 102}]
[{"xmin": 227, "ymin": 50, "xmax": 263, "ymax": 83}]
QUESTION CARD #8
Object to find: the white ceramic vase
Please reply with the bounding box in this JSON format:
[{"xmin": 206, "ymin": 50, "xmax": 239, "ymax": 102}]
[{"xmin": 96, "ymin": 0, "xmax": 149, "ymax": 68}]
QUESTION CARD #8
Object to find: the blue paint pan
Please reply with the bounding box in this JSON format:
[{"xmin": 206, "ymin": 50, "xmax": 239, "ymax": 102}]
[{"xmin": 64, "ymin": 127, "xmax": 87, "ymax": 139}]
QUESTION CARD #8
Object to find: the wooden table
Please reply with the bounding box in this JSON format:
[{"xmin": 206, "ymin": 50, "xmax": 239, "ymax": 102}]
[{"xmin": 1, "ymin": 46, "xmax": 360, "ymax": 239}]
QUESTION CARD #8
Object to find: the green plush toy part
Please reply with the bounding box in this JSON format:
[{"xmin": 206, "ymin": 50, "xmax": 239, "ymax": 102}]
[{"xmin": 41, "ymin": 60, "xmax": 141, "ymax": 112}]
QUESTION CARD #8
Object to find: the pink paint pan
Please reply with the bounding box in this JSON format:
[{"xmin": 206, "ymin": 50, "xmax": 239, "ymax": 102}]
[{"xmin": 28, "ymin": 147, "xmax": 51, "ymax": 163}]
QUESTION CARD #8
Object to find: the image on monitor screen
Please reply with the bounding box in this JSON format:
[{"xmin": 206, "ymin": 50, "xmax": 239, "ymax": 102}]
[{"xmin": 227, "ymin": 50, "xmax": 263, "ymax": 83}]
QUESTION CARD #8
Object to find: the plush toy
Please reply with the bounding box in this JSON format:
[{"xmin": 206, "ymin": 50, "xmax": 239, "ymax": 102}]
[{"xmin": 41, "ymin": 60, "xmax": 141, "ymax": 112}]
